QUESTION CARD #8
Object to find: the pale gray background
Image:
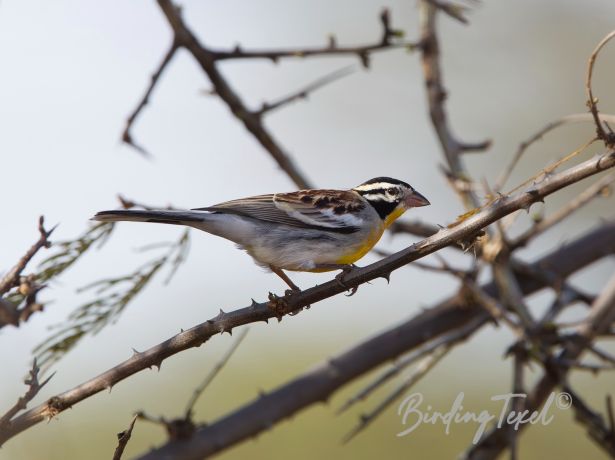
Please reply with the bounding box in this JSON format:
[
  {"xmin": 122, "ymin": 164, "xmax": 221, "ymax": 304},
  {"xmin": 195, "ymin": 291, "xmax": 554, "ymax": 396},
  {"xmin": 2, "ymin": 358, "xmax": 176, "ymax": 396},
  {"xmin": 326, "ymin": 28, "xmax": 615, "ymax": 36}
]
[{"xmin": 1, "ymin": 1, "xmax": 614, "ymax": 459}]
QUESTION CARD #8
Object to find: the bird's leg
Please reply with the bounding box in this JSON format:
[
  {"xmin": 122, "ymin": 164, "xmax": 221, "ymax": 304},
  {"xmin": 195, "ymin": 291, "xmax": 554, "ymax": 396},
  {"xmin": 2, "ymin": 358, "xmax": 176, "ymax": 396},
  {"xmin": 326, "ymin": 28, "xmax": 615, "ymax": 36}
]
[
  {"xmin": 268, "ymin": 266, "xmax": 304, "ymax": 318},
  {"xmin": 269, "ymin": 266, "xmax": 301, "ymax": 295},
  {"xmin": 313, "ymin": 263, "xmax": 360, "ymax": 296}
]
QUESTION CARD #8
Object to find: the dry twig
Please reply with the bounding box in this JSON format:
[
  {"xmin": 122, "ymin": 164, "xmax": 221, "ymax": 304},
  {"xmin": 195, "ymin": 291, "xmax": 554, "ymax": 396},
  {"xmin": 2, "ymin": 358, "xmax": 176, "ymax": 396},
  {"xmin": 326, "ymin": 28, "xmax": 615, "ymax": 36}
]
[
  {"xmin": 496, "ymin": 113, "xmax": 615, "ymax": 191},
  {"xmin": 0, "ymin": 360, "xmax": 54, "ymax": 430},
  {"xmin": 418, "ymin": 0, "xmax": 490, "ymax": 210},
  {"xmin": 463, "ymin": 272, "xmax": 615, "ymax": 459},
  {"xmin": 586, "ymin": 31, "xmax": 615, "ymax": 147},
  {"xmin": 342, "ymin": 345, "xmax": 450, "ymax": 443},
  {"xmin": 112, "ymin": 414, "xmax": 138, "ymax": 460},
  {"xmin": 0, "ymin": 217, "xmax": 55, "ymax": 328}
]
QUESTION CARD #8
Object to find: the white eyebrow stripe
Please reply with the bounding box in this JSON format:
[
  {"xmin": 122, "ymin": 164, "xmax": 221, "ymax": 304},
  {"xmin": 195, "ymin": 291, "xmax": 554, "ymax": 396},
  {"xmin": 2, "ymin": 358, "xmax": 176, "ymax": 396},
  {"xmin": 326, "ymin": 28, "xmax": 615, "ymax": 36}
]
[
  {"xmin": 353, "ymin": 182, "xmax": 396, "ymax": 192},
  {"xmin": 360, "ymin": 193, "xmax": 397, "ymax": 203}
]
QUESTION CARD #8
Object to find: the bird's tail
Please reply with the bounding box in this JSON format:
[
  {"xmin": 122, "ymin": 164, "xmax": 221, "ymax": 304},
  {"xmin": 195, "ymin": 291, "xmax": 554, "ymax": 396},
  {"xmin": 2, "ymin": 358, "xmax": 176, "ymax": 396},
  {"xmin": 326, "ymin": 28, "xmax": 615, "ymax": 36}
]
[{"xmin": 92, "ymin": 209, "xmax": 206, "ymax": 226}]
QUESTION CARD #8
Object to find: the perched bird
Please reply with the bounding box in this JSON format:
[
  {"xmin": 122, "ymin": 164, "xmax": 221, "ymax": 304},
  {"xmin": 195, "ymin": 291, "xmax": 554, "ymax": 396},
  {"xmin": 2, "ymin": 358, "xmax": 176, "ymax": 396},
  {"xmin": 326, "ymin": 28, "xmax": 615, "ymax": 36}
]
[{"xmin": 93, "ymin": 177, "xmax": 429, "ymax": 291}]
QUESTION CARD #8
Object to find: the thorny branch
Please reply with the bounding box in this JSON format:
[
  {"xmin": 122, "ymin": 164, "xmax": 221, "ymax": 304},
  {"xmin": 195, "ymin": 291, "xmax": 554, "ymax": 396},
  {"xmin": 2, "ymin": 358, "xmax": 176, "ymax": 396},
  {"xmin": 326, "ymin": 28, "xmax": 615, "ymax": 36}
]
[
  {"xmin": 3, "ymin": 5, "xmax": 614, "ymax": 459},
  {"xmin": 202, "ymin": 9, "xmax": 417, "ymax": 63},
  {"xmin": 0, "ymin": 217, "xmax": 55, "ymax": 328},
  {"xmin": 0, "ymin": 360, "xmax": 54, "ymax": 430},
  {"xmin": 134, "ymin": 222, "xmax": 615, "ymax": 460},
  {"xmin": 134, "ymin": 329, "xmax": 249, "ymax": 443},
  {"xmin": 1, "ymin": 148, "xmax": 613, "ymax": 448},
  {"xmin": 33, "ymin": 204, "xmax": 191, "ymax": 368},
  {"xmin": 418, "ymin": 0, "xmax": 490, "ymax": 210},
  {"xmin": 510, "ymin": 172, "xmax": 615, "ymax": 249},
  {"xmin": 463, "ymin": 273, "xmax": 615, "ymax": 460},
  {"xmin": 496, "ymin": 113, "xmax": 615, "ymax": 191},
  {"xmin": 125, "ymin": 1, "xmax": 418, "ymax": 189},
  {"xmin": 184, "ymin": 328, "xmax": 249, "ymax": 420},
  {"xmin": 586, "ymin": 30, "xmax": 615, "ymax": 147}
]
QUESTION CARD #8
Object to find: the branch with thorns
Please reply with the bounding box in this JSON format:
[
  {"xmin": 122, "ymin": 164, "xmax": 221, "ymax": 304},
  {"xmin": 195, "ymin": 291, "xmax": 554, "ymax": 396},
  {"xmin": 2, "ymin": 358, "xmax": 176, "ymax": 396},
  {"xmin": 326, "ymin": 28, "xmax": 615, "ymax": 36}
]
[
  {"xmin": 0, "ymin": 216, "xmax": 56, "ymax": 329},
  {"xmin": 131, "ymin": 221, "xmax": 615, "ymax": 460},
  {"xmin": 1, "ymin": 147, "xmax": 613, "ymax": 447}
]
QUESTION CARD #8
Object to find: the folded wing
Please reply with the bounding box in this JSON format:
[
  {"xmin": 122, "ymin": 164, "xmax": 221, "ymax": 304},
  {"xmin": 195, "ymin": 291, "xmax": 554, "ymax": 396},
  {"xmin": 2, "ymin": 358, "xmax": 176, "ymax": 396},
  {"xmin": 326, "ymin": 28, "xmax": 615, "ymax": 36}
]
[{"xmin": 194, "ymin": 190, "xmax": 365, "ymax": 234}]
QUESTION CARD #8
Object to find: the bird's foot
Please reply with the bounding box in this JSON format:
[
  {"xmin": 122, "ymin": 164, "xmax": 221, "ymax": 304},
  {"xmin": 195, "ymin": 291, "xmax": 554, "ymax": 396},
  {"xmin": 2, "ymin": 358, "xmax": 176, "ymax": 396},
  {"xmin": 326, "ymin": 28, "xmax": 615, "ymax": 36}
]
[
  {"xmin": 283, "ymin": 288, "xmax": 310, "ymax": 315},
  {"xmin": 335, "ymin": 264, "xmax": 359, "ymax": 296},
  {"xmin": 268, "ymin": 289, "xmax": 308, "ymax": 318},
  {"xmin": 267, "ymin": 292, "xmax": 288, "ymax": 320}
]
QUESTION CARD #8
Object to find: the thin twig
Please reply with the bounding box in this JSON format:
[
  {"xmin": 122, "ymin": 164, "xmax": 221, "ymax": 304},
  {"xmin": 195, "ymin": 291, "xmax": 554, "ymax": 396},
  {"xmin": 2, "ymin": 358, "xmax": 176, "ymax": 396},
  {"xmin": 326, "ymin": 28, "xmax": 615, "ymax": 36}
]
[
  {"xmin": 510, "ymin": 172, "xmax": 615, "ymax": 249},
  {"xmin": 463, "ymin": 279, "xmax": 523, "ymax": 334},
  {"xmin": 255, "ymin": 65, "xmax": 356, "ymax": 117},
  {"xmin": 588, "ymin": 346, "xmax": 615, "ymax": 367},
  {"xmin": 0, "ymin": 217, "xmax": 57, "ymax": 328},
  {"xmin": 463, "ymin": 272, "xmax": 615, "ymax": 459},
  {"xmin": 508, "ymin": 343, "xmax": 527, "ymax": 460},
  {"xmin": 423, "ymin": 0, "xmax": 472, "ymax": 24},
  {"xmin": 0, "ymin": 216, "xmax": 55, "ymax": 296},
  {"xmin": 0, "ymin": 360, "xmax": 55, "ymax": 429},
  {"xmin": 208, "ymin": 9, "xmax": 419, "ymax": 64},
  {"xmin": 184, "ymin": 328, "xmax": 249, "ymax": 419},
  {"xmin": 586, "ymin": 31, "xmax": 615, "ymax": 147},
  {"xmin": 112, "ymin": 414, "xmax": 138, "ymax": 460},
  {"xmin": 342, "ymin": 345, "xmax": 450, "ymax": 443},
  {"xmin": 122, "ymin": 40, "xmax": 179, "ymax": 157},
  {"xmin": 495, "ymin": 113, "xmax": 615, "ymax": 191},
  {"xmin": 561, "ymin": 385, "xmax": 615, "ymax": 457},
  {"xmin": 337, "ymin": 316, "xmax": 483, "ymax": 414},
  {"xmin": 388, "ymin": 219, "xmax": 442, "ymax": 238}
]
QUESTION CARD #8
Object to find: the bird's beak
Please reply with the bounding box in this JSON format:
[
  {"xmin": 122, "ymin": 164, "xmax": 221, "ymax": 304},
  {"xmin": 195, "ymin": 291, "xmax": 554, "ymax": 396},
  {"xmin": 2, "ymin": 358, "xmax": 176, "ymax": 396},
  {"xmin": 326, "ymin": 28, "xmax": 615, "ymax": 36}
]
[{"xmin": 405, "ymin": 190, "xmax": 430, "ymax": 208}]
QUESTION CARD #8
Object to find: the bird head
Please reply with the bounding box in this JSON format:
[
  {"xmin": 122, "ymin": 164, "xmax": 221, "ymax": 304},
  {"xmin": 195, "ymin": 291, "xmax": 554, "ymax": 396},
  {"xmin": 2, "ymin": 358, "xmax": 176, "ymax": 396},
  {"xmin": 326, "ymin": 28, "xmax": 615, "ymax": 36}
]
[{"xmin": 352, "ymin": 177, "xmax": 430, "ymax": 227}]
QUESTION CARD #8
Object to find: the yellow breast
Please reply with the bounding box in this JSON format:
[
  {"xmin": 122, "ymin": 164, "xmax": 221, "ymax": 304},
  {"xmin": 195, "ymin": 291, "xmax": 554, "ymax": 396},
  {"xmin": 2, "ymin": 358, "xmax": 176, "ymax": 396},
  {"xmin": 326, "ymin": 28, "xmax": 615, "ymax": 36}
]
[
  {"xmin": 335, "ymin": 205, "xmax": 406, "ymax": 265},
  {"xmin": 303, "ymin": 204, "xmax": 408, "ymax": 272},
  {"xmin": 384, "ymin": 206, "xmax": 406, "ymax": 229}
]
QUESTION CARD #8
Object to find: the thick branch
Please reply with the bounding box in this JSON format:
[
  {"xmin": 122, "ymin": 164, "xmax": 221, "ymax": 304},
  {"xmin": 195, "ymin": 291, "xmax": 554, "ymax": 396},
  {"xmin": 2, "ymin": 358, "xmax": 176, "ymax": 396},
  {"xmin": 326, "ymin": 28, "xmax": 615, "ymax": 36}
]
[
  {"xmin": 1, "ymin": 149, "xmax": 614, "ymax": 446},
  {"xmin": 418, "ymin": 1, "xmax": 490, "ymax": 209},
  {"xmin": 157, "ymin": 0, "xmax": 312, "ymax": 188},
  {"xmin": 136, "ymin": 220, "xmax": 615, "ymax": 460}
]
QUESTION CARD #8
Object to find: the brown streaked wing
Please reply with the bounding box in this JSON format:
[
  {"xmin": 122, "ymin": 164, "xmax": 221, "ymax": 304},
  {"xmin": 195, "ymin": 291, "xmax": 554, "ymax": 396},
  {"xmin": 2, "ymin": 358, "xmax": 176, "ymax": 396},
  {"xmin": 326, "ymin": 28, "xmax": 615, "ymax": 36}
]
[
  {"xmin": 193, "ymin": 190, "xmax": 365, "ymax": 231},
  {"xmin": 274, "ymin": 190, "xmax": 365, "ymax": 229}
]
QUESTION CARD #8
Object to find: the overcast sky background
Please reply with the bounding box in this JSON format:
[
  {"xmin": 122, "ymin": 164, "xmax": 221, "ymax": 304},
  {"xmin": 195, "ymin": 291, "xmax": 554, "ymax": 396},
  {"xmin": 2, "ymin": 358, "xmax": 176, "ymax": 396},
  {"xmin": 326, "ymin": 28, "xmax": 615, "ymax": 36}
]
[{"xmin": 1, "ymin": 1, "xmax": 615, "ymax": 459}]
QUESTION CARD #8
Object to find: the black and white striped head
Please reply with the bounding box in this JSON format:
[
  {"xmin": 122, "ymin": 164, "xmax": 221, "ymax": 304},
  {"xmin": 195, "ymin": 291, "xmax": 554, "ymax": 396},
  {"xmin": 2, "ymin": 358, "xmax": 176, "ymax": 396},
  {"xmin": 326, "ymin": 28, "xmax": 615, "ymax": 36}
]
[{"xmin": 353, "ymin": 177, "xmax": 430, "ymax": 223}]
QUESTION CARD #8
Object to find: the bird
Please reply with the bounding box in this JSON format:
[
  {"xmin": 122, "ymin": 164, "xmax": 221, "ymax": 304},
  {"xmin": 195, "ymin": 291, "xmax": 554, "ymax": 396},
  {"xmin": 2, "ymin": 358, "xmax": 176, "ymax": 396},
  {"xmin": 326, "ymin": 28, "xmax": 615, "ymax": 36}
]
[{"xmin": 93, "ymin": 177, "xmax": 430, "ymax": 292}]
